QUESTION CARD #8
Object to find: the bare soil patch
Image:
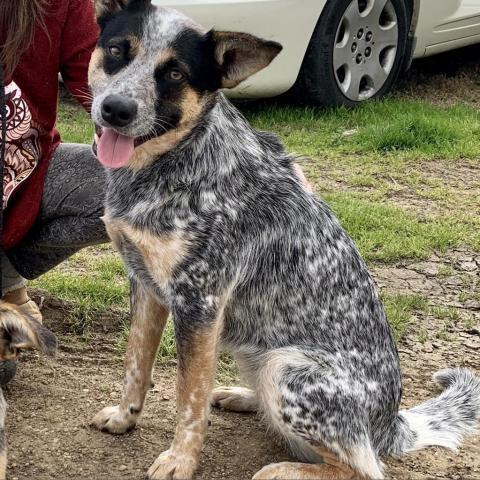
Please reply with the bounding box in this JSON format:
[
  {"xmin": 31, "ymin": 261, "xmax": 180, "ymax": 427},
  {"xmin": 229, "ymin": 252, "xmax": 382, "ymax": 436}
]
[{"xmin": 397, "ymin": 44, "xmax": 480, "ymax": 108}]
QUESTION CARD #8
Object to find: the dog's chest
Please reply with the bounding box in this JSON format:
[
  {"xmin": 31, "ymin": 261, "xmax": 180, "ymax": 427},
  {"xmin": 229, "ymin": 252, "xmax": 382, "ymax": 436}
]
[{"xmin": 103, "ymin": 212, "xmax": 189, "ymax": 292}]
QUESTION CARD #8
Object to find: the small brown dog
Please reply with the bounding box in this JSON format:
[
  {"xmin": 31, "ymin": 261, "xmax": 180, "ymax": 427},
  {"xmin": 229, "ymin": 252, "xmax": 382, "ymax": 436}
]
[{"xmin": 0, "ymin": 301, "xmax": 57, "ymax": 480}]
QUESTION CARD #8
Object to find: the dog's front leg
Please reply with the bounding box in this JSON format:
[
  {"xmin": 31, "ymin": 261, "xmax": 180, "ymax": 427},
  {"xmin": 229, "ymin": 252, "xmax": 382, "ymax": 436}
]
[
  {"xmin": 147, "ymin": 292, "xmax": 223, "ymax": 480},
  {"xmin": 92, "ymin": 280, "xmax": 168, "ymax": 434}
]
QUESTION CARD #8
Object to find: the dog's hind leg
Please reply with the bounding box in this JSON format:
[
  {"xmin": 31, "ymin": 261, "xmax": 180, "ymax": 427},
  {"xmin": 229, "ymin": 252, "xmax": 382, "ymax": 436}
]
[
  {"xmin": 92, "ymin": 280, "xmax": 168, "ymax": 434},
  {"xmin": 211, "ymin": 386, "xmax": 258, "ymax": 412},
  {"xmin": 252, "ymin": 347, "xmax": 385, "ymax": 480}
]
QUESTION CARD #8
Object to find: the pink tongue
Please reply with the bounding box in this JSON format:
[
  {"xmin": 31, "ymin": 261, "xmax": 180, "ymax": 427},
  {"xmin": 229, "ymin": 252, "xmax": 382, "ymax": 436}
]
[{"xmin": 97, "ymin": 128, "xmax": 135, "ymax": 169}]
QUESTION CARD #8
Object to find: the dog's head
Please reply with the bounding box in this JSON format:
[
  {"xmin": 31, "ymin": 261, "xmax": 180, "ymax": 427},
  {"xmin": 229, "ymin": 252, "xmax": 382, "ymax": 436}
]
[
  {"xmin": 0, "ymin": 302, "xmax": 57, "ymax": 360},
  {"xmin": 90, "ymin": 0, "xmax": 282, "ymax": 169}
]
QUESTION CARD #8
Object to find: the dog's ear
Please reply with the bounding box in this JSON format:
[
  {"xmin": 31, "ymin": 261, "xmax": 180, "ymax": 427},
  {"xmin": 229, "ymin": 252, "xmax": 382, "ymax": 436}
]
[
  {"xmin": 0, "ymin": 303, "xmax": 57, "ymax": 360},
  {"xmin": 94, "ymin": 0, "xmax": 128, "ymax": 19},
  {"xmin": 210, "ymin": 31, "xmax": 282, "ymax": 89},
  {"xmin": 94, "ymin": 0, "xmax": 151, "ymax": 25}
]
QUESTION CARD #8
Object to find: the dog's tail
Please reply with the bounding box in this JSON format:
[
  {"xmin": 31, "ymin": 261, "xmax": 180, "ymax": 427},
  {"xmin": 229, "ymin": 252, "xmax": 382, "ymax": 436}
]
[{"xmin": 390, "ymin": 368, "xmax": 480, "ymax": 456}]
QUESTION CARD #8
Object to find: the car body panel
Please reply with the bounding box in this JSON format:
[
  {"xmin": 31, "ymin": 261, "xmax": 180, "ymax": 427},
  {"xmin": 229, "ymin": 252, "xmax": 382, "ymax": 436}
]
[
  {"xmin": 156, "ymin": 0, "xmax": 328, "ymax": 97},
  {"xmin": 413, "ymin": 0, "xmax": 480, "ymax": 57}
]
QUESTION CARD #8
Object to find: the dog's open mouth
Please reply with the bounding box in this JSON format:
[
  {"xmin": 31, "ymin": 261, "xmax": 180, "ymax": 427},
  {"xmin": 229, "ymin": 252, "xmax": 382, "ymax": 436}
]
[{"xmin": 95, "ymin": 127, "xmax": 154, "ymax": 169}]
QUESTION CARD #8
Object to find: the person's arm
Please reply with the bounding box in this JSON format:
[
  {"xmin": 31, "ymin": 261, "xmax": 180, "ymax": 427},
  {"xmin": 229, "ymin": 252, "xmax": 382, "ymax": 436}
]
[{"xmin": 60, "ymin": 0, "xmax": 99, "ymax": 112}]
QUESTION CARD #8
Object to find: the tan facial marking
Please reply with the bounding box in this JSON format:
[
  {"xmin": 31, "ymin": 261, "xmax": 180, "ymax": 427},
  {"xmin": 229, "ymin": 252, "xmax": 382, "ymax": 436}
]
[
  {"xmin": 180, "ymin": 87, "xmax": 203, "ymax": 126},
  {"xmin": 128, "ymin": 124, "xmax": 192, "ymax": 171},
  {"xmin": 128, "ymin": 86, "xmax": 207, "ymax": 171},
  {"xmin": 88, "ymin": 47, "xmax": 106, "ymax": 86},
  {"xmin": 126, "ymin": 34, "xmax": 141, "ymax": 58},
  {"xmin": 156, "ymin": 48, "xmax": 175, "ymax": 67}
]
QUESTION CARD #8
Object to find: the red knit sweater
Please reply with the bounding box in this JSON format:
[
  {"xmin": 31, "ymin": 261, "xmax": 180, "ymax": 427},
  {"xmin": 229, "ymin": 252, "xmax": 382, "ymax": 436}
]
[{"xmin": 2, "ymin": 0, "xmax": 98, "ymax": 250}]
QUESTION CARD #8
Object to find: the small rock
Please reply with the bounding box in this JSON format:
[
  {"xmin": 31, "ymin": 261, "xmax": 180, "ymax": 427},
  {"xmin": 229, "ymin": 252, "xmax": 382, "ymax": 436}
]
[
  {"xmin": 466, "ymin": 325, "xmax": 480, "ymax": 335},
  {"xmin": 459, "ymin": 261, "xmax": 477, "ymax": 272},
  {"xmin": 342, "ymin": 128, "xmax": 358, "ymax": 136},
  {"xmin": 465, "ymin": 300, "xmax": 480, "ymax": 311},
  {"xmin": 423, "ymin": 342, "xmax": 434, "ymax": 353},
  {"xmin": 162, "ymin": 396, "xmax": 169, "ymax": 401},
  {"xmin": 119, "ymin": 465, "xmax": 128, "ymax": 472},
  {"xmin": 410, "ymin": 262, "xmax": 438, "ymax": 276},
  {"xmin": 464, "ymin": 338, "xmax": 480, "ymax": 350},
  {"xmin": 432, "ymin": 341, "xmax": 442, "ymax": 349}
]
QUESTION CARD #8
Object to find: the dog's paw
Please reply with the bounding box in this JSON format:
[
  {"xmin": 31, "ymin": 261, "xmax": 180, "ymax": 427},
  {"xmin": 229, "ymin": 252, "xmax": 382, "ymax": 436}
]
[
  {"xmin": 91, "ymin": 405, "xmax": 137, "ymax": 434},
  {"xmin": 211, "ymin": 386, "xmax": 257, "ymax": 412},
  {"xmin": 146, "ymin": 449, "xmax": 198, "ymax": 480},
  {"xmin": 252, "ymin": 463, "xmax": 293, "ymax": 480}
]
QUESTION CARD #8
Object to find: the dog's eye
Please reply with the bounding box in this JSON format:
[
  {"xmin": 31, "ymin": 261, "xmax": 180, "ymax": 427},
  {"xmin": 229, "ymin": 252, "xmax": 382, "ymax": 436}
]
[
  {"xmin": 167, "ymin": 69, "xmax": 184, "ymax": 82},
  {"xmin": 108, "ymin": 45, "xmax": 122, "ymax": 59}
]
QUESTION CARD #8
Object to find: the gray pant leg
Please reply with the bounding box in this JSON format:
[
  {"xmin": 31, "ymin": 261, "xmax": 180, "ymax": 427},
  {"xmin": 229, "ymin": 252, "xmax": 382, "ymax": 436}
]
[
  {"xmin": 7, "ymin": 143, "xmax": 109, "ymax": 280},
  {"xmin": 1, "ymin": 253, "xmax": 25, "ymax": 294}
]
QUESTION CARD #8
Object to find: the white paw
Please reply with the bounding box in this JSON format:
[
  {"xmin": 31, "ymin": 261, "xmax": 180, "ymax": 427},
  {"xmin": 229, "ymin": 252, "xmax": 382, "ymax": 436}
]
[
  {"xmin": 91, "ymin": 405, "xmax": 137, "ymax": 434},
  {"xmin": 252, "ymin": 463, "xmax": 293, "ymax": 480},
  {"xmin": 146, "ymin": 449, "xmax": 198, "ymax": 480},
  {"xmin": 211, "ymin": 386, "xmax": 257, "ymax": 412}
]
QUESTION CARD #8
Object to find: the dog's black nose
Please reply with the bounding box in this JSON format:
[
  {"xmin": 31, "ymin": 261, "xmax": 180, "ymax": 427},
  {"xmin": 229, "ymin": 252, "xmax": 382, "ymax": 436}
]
[{"xmin": 101, "ymin": 95, "xmax": 138, "ymax": 127}]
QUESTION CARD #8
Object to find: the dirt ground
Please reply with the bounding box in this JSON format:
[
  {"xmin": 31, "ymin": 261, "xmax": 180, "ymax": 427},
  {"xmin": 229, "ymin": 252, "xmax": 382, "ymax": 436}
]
[{"xmin": 5, "ymin": 49, "xmax": 480, "ymax": 479}]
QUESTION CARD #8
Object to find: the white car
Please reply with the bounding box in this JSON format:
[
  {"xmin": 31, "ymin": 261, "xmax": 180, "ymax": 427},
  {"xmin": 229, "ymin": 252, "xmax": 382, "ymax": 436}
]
[{"xmin": 155, "ymin": 0, "xmax": 480, "ymax": 106}]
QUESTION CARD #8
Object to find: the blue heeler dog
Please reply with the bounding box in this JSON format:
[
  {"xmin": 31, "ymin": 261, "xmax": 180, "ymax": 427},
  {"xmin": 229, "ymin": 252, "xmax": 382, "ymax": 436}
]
[{"xmin": 89, "ymin": 1, "xmax": 480, "ymax": 478}]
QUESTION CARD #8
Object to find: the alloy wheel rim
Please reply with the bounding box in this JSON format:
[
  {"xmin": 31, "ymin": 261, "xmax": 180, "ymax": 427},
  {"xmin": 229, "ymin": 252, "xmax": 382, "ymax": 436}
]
[{"xmin": 333, "ymin": 0, "xmax": 399, "ymax": 101}]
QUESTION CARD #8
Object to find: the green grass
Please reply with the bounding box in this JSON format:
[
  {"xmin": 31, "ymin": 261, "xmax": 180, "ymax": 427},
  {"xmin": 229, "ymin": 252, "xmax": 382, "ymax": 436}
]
[
  {"xmin": 382, "ymin": 293, "xmax": 429, "ymax": 341},
  {"xmin": 246, "ymin": 99, "xmax": 480, "ymax": 159},
  {"xmin": 56, "ymin": 99, "xmax": 94, "ymax": 144},
  {"xmin": 31, "ymin": 247, "xmax": 128, "ymax": 332},
  {"xmin": 324, "ymin": 193, "xmax": 459, "ymax": 262}
]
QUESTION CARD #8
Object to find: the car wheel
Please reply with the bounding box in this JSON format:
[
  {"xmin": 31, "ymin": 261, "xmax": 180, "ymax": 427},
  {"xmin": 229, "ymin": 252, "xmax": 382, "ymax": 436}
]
[{"xmin": 291, "ymin": 0, "xmax": 410, "ymax": 107}]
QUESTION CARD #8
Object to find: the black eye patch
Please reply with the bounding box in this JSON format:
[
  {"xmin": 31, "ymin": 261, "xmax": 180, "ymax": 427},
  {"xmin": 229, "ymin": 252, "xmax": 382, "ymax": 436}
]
[
  {"xmin": 98, "ymin": 6, "xmax": 147, "ymax": 75},
  {"xmin": 103, "ymin": 39, "xmax": 133, "ymax": 75}
]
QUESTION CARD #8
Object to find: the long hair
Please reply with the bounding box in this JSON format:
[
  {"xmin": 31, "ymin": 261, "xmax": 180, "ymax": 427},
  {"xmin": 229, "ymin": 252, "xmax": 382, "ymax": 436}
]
[{"xmin": 0, "ymin": 0, "xmax": 48, "ymax": 76}]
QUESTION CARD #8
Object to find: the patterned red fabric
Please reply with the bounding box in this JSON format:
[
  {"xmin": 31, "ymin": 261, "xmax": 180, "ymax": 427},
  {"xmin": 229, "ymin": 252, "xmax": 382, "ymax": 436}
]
[{"xmin": 1, "ymin": 0, "xmax": 98, "ymax": 250}]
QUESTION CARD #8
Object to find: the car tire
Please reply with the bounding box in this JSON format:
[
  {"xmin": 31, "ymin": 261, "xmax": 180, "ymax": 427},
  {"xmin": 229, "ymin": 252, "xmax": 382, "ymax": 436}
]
[{"xmin": 290, "ymin": 0, "xmax": 410, "ymax": 107}]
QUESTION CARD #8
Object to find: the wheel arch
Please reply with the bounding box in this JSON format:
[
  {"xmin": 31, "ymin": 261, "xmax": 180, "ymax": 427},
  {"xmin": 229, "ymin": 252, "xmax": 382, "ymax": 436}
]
[{"xmin": 404, "ymin": 0, "xmax": 420, "ymax": 69}]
